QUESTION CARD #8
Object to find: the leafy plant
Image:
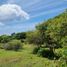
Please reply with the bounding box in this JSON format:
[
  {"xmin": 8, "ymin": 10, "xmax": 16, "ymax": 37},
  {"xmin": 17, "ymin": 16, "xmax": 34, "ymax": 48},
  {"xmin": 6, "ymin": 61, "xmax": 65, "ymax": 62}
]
[{"xmin": 4, "ymin": 39, "xmax": 22, "ymax": 51}]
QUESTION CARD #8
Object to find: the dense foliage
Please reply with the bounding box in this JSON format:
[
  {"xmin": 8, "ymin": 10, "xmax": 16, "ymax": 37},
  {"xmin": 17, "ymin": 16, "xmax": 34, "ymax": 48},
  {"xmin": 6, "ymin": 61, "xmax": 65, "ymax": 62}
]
[
  {"xmin": 11, "ymin": 32, "xmax": 26, "ymax": 42},
  {"xmin": 4, "ymin": 39, "xmax": 22, "ymax": 51},
  {"xmin": 29, "ymin": 10, "xmax": 67, "ymax": 61},
  {"xmin": 36, "ymin": 10, "xmax": 67, "ymax": 51}
]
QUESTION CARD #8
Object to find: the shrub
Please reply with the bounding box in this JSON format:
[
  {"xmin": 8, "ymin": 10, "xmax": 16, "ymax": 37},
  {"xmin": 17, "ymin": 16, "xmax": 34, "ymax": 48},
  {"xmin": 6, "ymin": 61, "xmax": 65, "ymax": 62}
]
[
  {"xmin": 0, "ymin": 35, "xmax": 11, "ymax": 43},
  {"xmin": 55, "ymin": 49, "xmax": 63, "ymax": 58},
  {"xmin": 60, "ymin": 47, "xmax": 67, "ymax": 64},
  {"xmin": 32, "ymin": 46, "xmax": 40, "ymax": 54},
  {"xmin": 57, "ymin": 57, "xmax": 67, "ymax": 67},
  {"xmin": 4, "ymin": 39, "xmax": 22, "ymax": 51},
  {"xmin": 37, "ymin": 48, "xmax": 52, "ymax": 57},
  {"xmin": 0, "ymin": 43, "xmax": 4, "ymax": 49},
  {"xmin": 37, "ymin": 48, "xmax": 60, "ymax": 60}
]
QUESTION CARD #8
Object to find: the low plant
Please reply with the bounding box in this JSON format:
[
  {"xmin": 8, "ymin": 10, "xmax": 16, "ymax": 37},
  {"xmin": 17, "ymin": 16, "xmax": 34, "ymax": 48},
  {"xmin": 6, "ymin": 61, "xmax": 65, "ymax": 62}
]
[{"xmin": 4, "ymin": 39, "xmax": 22, "ymax": 51}]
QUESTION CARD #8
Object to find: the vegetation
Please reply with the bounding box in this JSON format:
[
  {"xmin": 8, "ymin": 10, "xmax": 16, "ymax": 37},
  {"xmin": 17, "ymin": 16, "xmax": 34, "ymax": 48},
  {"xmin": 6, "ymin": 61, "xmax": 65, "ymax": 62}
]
[
  {"xmin": 0, "ymin": 44, "xmax": 66, "ymax": 67},
  {"xmin": 0, "ymin": 10, "xmax": 67, "ymax": 67},
  {"xmin": 4, "ymin": 39, "xmax": 22, "ymax": 51}
]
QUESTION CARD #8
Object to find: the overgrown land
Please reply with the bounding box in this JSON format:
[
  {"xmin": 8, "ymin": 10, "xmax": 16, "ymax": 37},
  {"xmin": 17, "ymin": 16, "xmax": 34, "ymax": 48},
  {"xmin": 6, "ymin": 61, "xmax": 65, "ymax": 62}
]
[{"xmin": 0, "ymin": 10, "xmax": 67, "ymax": 67}]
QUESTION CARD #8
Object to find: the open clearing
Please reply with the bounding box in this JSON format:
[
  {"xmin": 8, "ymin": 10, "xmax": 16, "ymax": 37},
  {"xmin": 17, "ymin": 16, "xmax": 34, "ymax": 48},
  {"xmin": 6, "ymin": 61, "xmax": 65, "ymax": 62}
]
[{"xmin": 0, "ymin": 44, "xmax": 60, "ymax": 67}]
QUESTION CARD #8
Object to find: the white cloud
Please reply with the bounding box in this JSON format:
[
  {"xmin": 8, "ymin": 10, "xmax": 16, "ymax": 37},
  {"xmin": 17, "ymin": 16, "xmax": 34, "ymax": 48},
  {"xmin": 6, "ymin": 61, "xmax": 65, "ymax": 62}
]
[{"xmin": 0, "ymin": 4, "xmax": 30, "ymax": 22}]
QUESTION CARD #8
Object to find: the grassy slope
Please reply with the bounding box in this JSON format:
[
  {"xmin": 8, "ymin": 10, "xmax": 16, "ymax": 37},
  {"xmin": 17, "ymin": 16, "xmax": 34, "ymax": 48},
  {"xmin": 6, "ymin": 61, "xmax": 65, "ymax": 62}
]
[{"xmin": 0, "ymin": 44, "xmax": 58, "ymax": 67}]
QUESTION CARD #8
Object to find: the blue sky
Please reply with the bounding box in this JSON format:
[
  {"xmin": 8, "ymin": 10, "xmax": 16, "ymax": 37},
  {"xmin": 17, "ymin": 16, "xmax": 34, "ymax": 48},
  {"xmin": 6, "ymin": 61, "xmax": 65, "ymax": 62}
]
[{"xmin": 0, "ymin": 0, "xmax": 67, "ymax": 35}]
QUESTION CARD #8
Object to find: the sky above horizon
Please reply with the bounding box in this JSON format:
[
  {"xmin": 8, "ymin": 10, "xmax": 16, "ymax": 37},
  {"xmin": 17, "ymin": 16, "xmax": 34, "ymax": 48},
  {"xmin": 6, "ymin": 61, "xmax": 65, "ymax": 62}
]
[{"xmin": 0, "ymin": 0, "xmax": 67, "ymax": 35}]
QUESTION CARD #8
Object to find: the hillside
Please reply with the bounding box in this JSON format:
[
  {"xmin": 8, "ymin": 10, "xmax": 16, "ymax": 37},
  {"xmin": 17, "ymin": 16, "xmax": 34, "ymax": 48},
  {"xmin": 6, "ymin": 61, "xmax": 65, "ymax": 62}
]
[{"xmin": 0, "ymin": 11, "xmax": 67, "ymax": 67}]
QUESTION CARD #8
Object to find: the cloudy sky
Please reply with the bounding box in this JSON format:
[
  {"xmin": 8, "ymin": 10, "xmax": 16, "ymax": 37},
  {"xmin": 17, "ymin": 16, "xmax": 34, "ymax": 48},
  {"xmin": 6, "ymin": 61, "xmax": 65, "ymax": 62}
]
[{"xmin": 0, "ymin": 0, "xmax": 67, "ymax": 35}]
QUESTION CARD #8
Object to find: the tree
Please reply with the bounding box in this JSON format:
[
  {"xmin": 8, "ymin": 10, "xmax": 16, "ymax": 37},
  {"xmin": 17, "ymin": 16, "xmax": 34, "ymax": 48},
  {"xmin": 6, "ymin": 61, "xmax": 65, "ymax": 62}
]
[
  {"xmin": 0, "ymin": 35, "xmax": 11, "ymax": 43},
  {"xmin": 11, "ymin": 32, "xmax": 26, "ymax": 42},
  {"xmin": 26, "ymin": 31, "xmax": 44, "ymax": 47},
  {"xmin": 36, "ymin": 10, "xmax": 67, "ymax": 53}
]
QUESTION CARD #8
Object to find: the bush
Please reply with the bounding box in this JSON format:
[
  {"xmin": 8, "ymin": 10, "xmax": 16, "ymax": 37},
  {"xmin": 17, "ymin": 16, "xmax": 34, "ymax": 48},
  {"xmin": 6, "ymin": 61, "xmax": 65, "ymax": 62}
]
[
  {"xmin": 37, "ymin": 48, "xmax": 52, "ymax": 57},
  {"xmin": 57, "ymin": 57, "xmax": 67, "ymax": 67},
  {"xmin": 37, "ymin": 48, "xmax": 60, "ymax": 60},
  {"xmin": 4, "ymin": 39, "xmax": 22, "ymax": 51},
  {"xmin": 55, "ymin": 49, "xmax": 63, "ymax": 58},
  {"xmin": 32, "ymin": 46, "xmax": 40, "ymax": 54},
  {"xmin": 60, "ymin": 47, "xmax": 67, "ymax": 64},
  {"xmin": 0, "ymin": 43, "xmax": 4, "ymax": 49}
]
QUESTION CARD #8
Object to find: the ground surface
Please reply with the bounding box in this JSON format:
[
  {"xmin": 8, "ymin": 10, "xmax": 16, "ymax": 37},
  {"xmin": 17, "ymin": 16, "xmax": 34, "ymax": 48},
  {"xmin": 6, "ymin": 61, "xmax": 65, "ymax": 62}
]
[{"xmin": 0, "ymin": 44, "xmax": 59, "ymax": 67}]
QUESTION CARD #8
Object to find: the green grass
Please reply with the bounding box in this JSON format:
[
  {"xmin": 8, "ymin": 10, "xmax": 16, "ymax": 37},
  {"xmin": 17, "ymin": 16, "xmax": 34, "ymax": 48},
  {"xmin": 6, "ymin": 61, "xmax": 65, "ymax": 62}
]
[{"xmin": 0, "ymin": 44, "xmax": 62, "ymax": 67}]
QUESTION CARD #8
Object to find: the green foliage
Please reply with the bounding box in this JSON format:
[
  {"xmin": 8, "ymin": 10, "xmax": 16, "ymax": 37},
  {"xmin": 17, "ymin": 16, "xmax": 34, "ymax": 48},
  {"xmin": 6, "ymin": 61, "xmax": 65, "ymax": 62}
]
[
  {"xmin": 26, "ymin": 31, "xmax": 43, "ymax": 46},
  {"xmin": 36, "ymin": 11, "xmax": 67, "ymax": 51},
  {"xmin": 4, "ymin": 39, "xmax": 22, "ymax": 51},
  {"xmin": 55, "ymin": 47, "xmax": 67, "ymax": 67},
  {"xmin": 55, "ymin": 49, "xmax": 63, "ymax": 58},
  {"xmin": 0, "ymin": 44, "xmax": 63, "ymax": 67},
  {"xmin": 25, "ymin": 10, "xmax": 67, "ymax": 61},
  {"xmin": 57, "ymin": 57, "xmax": 67, "ymax": 67},
  {"xmin": 0, "ymin": 9, "xmax": 67, "ymax": 67},
  {"xmin": 0, "ymin": 35, "xmax": 11, "ymax": 43},
  {"xmin": 32, "ymin": 46, "xmax": 40, "ymax": 54},
  {"xmin": 0, "ymin": 43, "xmax": 4, "ymax": 49},
  {"xmin": 37, "ymin": 48, "xmax": 56, "ymax": 59},
  {"xmin": 60, "ymin": 36, "xmax": 67, "ymax": 47},
  {"xmin": 11, "ymin": 32, "xmax": 26, "ymax": 42}
]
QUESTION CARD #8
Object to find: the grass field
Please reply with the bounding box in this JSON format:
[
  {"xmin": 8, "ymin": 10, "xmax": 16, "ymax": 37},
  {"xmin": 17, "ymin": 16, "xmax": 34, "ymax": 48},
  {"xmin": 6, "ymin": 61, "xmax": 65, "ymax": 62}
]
[{"xmin": 0, "ymin": 44, "xmax": 62, "ymax": 67}]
